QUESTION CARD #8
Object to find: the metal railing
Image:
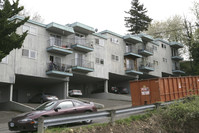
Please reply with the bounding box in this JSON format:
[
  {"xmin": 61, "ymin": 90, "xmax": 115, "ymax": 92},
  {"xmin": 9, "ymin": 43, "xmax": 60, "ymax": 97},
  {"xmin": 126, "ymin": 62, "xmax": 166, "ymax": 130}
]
[
  {"xmin": 71, "ymin": 58, "xmax": 94, "ymax": 69},
  {"xmin": 126, "ymin": 64, "xmax": 140, "ymax": 71},
  {"xmin": 125, "ymin": 46, "xmax": 137, "ymax": 54},
  {"xmin": 36, "ymin": 101, "xmax": 179, "ymax": 133},
  {"xmin": 37, "ymin": 104, "xmax": 156, "ymax": 133},
  {"xmin": 46, "ymin": 62, "xmax": 72, "ymax": 73},
  {"xmin": 48, "ymin": 38, "xmax": 71, "ymax": 49},
  {"xmin": 138, "ymin": 46, "xmax": 153, "ymax": 53},
  {"xmin": 139, "ymin": 62, "xmax": 154, "ymax": 69},
  {"xmin": 69, "ymin": 36, "xmax": 94, "ymax": 48}
]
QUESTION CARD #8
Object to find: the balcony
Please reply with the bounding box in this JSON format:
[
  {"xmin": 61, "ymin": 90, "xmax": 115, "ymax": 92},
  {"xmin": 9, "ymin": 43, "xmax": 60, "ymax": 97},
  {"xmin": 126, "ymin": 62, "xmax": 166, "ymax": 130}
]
[
  {"xmin": 71, "ymin": 58, "xmax": 94, "ymax": 73},
  {"xmin": 139, "ymin": 62, "xmax": 154, "ymax": 72},
  {"xmin": 123, "ymin": 34, "xmax": 142, "ymax": 43},
  {"xmin": 71, "ymin": 36, "xmax": 94, "ymax": 52},
  {"xmin": 170, "ymin": 42, "xmax": 183, "ymax": 49},
  {"xmin": 124, "ymin": 47, "xmax": 142, "ymax": 58},
  {"xmin": 46, "ymin": 22, "xmax": 74, "ymax": 36},
  {"xmin": 172, "ymin": 67, "xmax": 185, "ymax": 75},
  {"xmin": 46, "ymin": 38, "xmax": 73, "ymax": 55},
  {"xmin": 172, "ymin": 55, "xmax": 183, "ymax": 61},
  {"xmin": 138, "ymin": 46, "xmax": 153, "ymax": 56},
  {"xmin": 69, "ymin": 22, "xmax": 95, "ymax": 35},
  {"xmin": 46, "ymin": 63, "xmax": 73, "ymax": 77},
  {"xmin": 139, "ymin": 34, "xmax": 154, "ymax": 42},
  {"xmin": 125, "ymin": 65, "xmax": 143, "ymax": 75}
]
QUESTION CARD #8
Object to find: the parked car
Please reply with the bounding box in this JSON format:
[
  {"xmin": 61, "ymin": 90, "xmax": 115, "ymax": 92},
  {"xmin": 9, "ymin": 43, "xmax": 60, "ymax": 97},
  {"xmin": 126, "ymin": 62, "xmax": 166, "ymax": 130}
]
[
  {"xmin": 109, "ymin": 87, "xmax": 129, "ymax": 94},
  {"xmin": 28, "ymin": 93, "xmax": 59, "ymax": 103},
  {"xmin": 69, "ymin": 89, "xmax": 82, "ymax": 96},
  {"xmin": 8, "ymin": 99, "xmax": 97, "ymax": 132}
]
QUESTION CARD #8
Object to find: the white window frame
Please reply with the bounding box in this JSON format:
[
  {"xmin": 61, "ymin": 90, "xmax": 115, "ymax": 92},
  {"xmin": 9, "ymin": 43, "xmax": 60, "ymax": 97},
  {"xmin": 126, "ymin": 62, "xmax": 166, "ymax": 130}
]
[
  {"xmin": 95, "ymin": 38, "xmax": 104, "ymax": 47},
  {"xmin": 23, "ymin": 25, "xmax": 37, "ymax": 35},
  {"xmin": 29, "ymin": 50, "xmax": 37, "ymax": 59},
  {"xmin": 22, "ymin": 49, "xmax": 37, "ymax": 59},
  {"xmin": 111, "ymin": 54, "xmax": 119, "ymax": 62},
  {"xmin": 95, "ymin": 57, "xmax": 100, "ymax": 64},
  {"xmin": 111, "ymin": 38, "xmax": 119, "ymax": 44}
]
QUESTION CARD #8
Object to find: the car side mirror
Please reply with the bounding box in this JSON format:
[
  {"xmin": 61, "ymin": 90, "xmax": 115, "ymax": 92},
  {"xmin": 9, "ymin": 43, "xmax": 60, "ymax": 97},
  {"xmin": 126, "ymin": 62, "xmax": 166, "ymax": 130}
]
[{"xmin": 54, "ymin": 107, "xmax": 61, "ymax": 112}]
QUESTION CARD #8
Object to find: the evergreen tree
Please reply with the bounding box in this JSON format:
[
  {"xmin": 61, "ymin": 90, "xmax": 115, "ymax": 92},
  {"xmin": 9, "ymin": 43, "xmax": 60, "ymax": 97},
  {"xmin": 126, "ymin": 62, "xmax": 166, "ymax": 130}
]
[
  {"xmin": 125, "ymin": 0, "xmax": 152, "ymax": 34},
  {"xmin": 0, "ymin": 0, "xmax": 29, "ymax": 61}
]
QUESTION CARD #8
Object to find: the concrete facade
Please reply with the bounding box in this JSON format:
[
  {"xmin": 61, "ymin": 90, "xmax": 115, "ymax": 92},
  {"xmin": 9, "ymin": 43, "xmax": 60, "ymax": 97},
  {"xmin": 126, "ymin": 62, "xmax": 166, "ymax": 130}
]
[{"xmin": 0, "ymin": 16, "xmax": 185, "ymax": 103}]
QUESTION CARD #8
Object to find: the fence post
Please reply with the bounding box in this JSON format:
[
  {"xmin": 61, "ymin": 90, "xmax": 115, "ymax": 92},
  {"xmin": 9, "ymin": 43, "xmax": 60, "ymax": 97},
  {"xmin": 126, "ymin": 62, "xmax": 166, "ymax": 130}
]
[
  {"xmin": 37, "ymin": 116, "xmax": 44, "ymax": 133},
  {"xmin": 109, "ymin": 110, "xmax": 116, "ymax": 126},
  {"xmin": 154, "ymin": 102, "xmax": 161, "ymax": 109}
]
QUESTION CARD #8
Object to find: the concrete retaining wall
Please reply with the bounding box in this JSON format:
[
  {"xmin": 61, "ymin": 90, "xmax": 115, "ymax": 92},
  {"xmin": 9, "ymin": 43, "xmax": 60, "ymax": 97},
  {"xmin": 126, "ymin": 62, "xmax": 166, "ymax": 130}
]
[{"xmin": 0, "ymin": 101, "xmax": 34, "ymax": 112}]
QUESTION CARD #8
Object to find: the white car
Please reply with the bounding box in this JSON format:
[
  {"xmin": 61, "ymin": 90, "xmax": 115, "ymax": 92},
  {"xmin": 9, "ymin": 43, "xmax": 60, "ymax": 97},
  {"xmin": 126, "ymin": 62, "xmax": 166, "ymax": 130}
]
[{"xmin": 69, "ymin": 90, "xmax": 82, "ymax": 96}]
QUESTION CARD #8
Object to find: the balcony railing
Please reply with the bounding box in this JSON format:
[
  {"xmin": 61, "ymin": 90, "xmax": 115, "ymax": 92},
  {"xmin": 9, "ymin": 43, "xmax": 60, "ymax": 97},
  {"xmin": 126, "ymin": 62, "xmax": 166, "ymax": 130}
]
[
  {"xmin": 47, "ymin": 62, "xmax": 72, "ymax": 73},
  {"xmin": 125, "ymin": 46, "xmax": 142, "ymax": 58},
  {"xmin": 46, "ymin": 62, "xmax": 73, "ymax": 77},
  {"xmin": 70, "ymin": 36, "xmax": 94, "ymax": 48},
  {"xmin": 139, "ymin": 62, "xmax": 154, "ymax": 71},
  {"xmin": 172, "ymin": 66, "xmax": 185, "ymax": 74},
  {"xmin": 72, "ymin": 58, "xmax": 94, "ymax": 70},
  {"xmin": 125, "ymin": 64, "xmax": 143, "ymax": 75},
  {"xmin": 48, "ymin": 38, "xmax": 71, "ymax": 48},
  {"xmin": 126, "ymin": 46, "xmax": 137, "ymax": 53},
  {"xmin": 138, "ymin": 46, "xmax": 153, "ymax": 56}
]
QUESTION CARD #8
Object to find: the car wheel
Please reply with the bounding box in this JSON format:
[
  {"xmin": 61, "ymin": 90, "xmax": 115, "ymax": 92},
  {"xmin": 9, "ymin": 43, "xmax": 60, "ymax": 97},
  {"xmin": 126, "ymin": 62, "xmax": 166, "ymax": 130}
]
[{"xmin": 82, "ymin": 111, "xmax": 92, "ymax": 124}]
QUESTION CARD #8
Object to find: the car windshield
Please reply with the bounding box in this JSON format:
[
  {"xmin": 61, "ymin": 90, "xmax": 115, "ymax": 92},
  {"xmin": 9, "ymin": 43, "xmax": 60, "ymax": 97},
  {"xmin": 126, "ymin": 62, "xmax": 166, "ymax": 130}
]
[{"xmin": 35, "ymin": 101, "xmax": 57, "ymax": 111}]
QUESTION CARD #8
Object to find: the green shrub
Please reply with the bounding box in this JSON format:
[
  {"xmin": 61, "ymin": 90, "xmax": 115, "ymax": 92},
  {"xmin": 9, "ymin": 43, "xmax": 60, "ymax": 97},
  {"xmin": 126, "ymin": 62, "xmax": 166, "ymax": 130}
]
[{"xmin": 154, "ymin": 96, "xmax": 199, "ymax": 132}]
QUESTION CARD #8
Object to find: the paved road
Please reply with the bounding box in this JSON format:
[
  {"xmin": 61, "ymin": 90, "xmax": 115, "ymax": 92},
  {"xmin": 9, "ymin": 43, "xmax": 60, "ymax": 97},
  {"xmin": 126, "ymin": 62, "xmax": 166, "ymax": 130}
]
[{"xmin": 0, "ymin": 111, "xmax": 21, "ymax": 133}]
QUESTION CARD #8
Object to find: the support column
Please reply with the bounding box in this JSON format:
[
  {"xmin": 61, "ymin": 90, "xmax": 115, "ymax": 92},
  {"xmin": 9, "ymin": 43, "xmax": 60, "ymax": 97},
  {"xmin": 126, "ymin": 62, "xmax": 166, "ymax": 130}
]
[
  {"xmin": 104, "ymin": 80, "xmax": 108, "ymax": 93},
  {"xmin": 10, "ymin": 84, "xmax": 13, "ymax": 101},
  {"xmin": 64, "ymin": 81, "xmax": 69, "ymax": 99}
]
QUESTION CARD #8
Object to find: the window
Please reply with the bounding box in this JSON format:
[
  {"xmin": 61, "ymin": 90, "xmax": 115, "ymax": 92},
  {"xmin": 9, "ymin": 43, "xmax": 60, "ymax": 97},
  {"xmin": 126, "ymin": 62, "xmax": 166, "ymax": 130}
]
[
  {"xmin": 111, "ymin": 54, "xmax": 119, "ymax": 62},
  {"xmin": 49, "ymin": 34, "xmax": 62, "ymax": 47},
  {"xmin": 22, "ymin": 49, "xmax": 37, "ymax": 59},
  {"xmin": 110, "ymin": 38, "xmax": 119, "ymax": 44},
  {"xmin": 95, "ymin": 58, "xmax": 104, "ymax": 65},
  {"xmin": 30, "ymin": 50, "xmax": 36, "ymax": 59},
  {"xmin": 22, "ymin": 49, "xmax": 29, "ymax": 57},
  {"xmin": 111, "ymin": 55, "xmax": 115, "ymax": 60},
  {"xmin": 73, "ymin": 101, "xmax": 83, "ymax": 106},
  {"xmin": 161, "ymin": 44, "xmax": 166, "ymax": 49},
  {"xmin": 95, "ymin": 38, "xmax": 104, "ymax": 46},
  {"xmin": 100, "ymin": 59, "xmax": 104, "ymax": 64},
  {"xmin": 163, "ymin": 58, "xmax": 167, "ymax": 62},
  {"xmin": 95, "ymin": 38, "xmax": 99, "ymax": 45},
  {"xmin": 153, "ymin": 60, "xmax": 158, "ymax": 65},
  {"xmin": 116, "ymin": 56, "xmax": 119, "ymax": 61},
  {"xmin": 1, "ymin": 56, "xmax": 8, "ymax": 64},
  {"xmin": 23, "ymin": 25, "xmax": 37, "ymax": 35},
  {"xmin": 57, "ymin": 101, "xmax": 74, "ymax": 109},
  {"xmin": 95, "ymin": 58, "xmax": 100, "ymax": 64}
]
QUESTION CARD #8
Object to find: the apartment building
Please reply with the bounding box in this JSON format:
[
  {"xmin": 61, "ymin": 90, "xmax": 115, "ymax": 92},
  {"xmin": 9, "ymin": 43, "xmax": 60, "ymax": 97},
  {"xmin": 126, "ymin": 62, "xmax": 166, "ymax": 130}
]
[{"xmin": 0, "ymin": 16, "xmax": 185, "ymax": 103}]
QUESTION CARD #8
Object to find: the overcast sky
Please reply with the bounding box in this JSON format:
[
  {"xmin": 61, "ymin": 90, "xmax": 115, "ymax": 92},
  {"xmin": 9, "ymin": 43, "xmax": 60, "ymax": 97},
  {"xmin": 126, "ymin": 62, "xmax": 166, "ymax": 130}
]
[{"xmin": 19, "ymin": 0, "xmax": 195, "ymax": 35}]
